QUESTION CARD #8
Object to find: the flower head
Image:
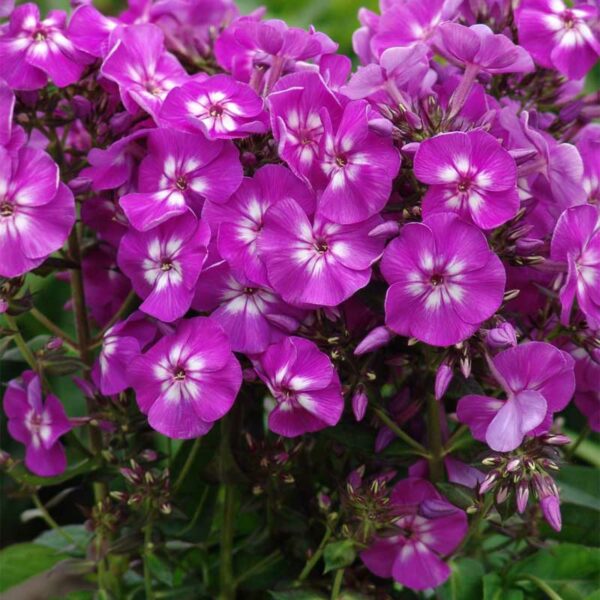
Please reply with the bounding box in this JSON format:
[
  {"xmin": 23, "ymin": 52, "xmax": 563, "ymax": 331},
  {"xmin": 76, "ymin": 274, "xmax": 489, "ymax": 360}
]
[
  {"xmin": 254, "ymin": 336, "xmax": 343, "ymax": 437},
  {"xmin": 360, "ymin": 478, "xmax": 468, "ymax": 590},
  {"xmin": 3, "ymin": 371, "xmax": 72, "ymax": 477},
  {"xmin": 381, "ymin": 213, "xmax": 506, "ymax": 346},
  {"xmin": 457, "ymin": 342, "xmax": 575, "ymax": 451},
  {"xmin": 129, "ymin": 317, "xmax": 242, "ymax": 439},
  {"xmin": 414, "ymin": 130, "xmax": 519, "ymax": 230}
]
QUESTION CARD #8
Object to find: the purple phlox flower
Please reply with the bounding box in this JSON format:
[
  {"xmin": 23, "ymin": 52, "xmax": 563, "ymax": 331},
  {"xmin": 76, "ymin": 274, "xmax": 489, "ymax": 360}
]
[
  {"xmin": 192, "ymin": 259, "xmax": 306, "ymax": 354},
  {"xmin": 118, "ymin": 213, "xmax": 211, "ymax": 322},
  {"xmin": 497, "ymin": 109, "xmax": 587, "ymax": 208},
  {"xmin": 457, "ymin": 341, "xmax": 575, "ymax": 452},
  {"xmin": 67, "ymin": 4, "xmax": 120, "ymax": 58},
  {"xmin": 0, "ymin": 3, "xmax": 93, "ymax": 90},
  {"xmin": 437, "ymin": 22, "xmax": 535, "ymax": 74},
  {"xmin": 101, "ymin": 23, "xmax": 189, "ymax": 121},
  {"xmin": 0, "ymin": 78, "xmax": 15, "ymax": 147},
  {"xmin": 360, "ymin": 478, "xmax": 468, "ymax": 591},
  {"xmin": 381, "ymin": 213, "xmax": 506, "ymax": 346},
  {"xmin": 573, "ymin": 347, "xmax": 600, "ymax": 432},
  {"xmin": 215, "ymin": 17, "xmax": 337, "ymax": 93},
  {"xmin": 80, "ymin": 129, "xmax": 150, "ymax": 192},
  {"xmin": 486, "ymin": 321, "xmax": 518, "ymax": 349},
  {"xmin": 95, "ymin": 311, "xmax": 157, "ymax": 395},
  {"xmin": 576, "ymin": 124, "xmax": 600, "ymax": 204},
  {"xmin": 516, "ymin": 0, "xmax": 600, "ymax": 80},
  {"xmin": 254, "ymin": 336, "xmax": 343, "ymax": 437},
  {"xmin": 3, "ymin": 371, "xmax": 72, "ymax": 477},
  {"xmin": 318, "ymin": 99, "xmax": 401, "ymax": 224},
  {"xmin": 342, "ymin": 43, "xmax": 434, "ymax": 116},
  {"xmin": 318, "ymin": 53, "xmax": 352, "ymax": 92},
  {"xmin": 202, "ymin": 164, "xmax": 315, "ymax": 287},
  {"xmin": 352, "ymin": 7, "xmax": 380, "ymax": 65},
  {"xmin": 409, "ymin": 456, "xmax": 484, "ymax": 488},
  {"xmin": 259, "ymin": 197, "xmax": 385, "ymax": 307},
  {"xmin": 0, "ymin": 145, "xmax": 75, "ymax": 278},
  {"xmin": 119, "ymin": 128, "xmax": 242, "ymax": 231},
  {"xmin": 551, "ymin": 204, "xmax": 600, "ymax": 324},
  {"xmin": 160, "ymin": 74, "xmax": 268, "ymax": 139},
  {"xmin": 268, "ymin": 71, "xmax": 341, "ymax": 184},
  {"xmin": 371, "ymin": 0, "xmax": 457, "ymax": 58},
  {"xmin": 129, "ymin": 316, "xmax": 242, "ymax": 439},
  {"xmin": 81, "ymin": 195, "xmax": 129, "ymax": 247},
  {"xmin": 0, "ymin": 0, "xmax": 14, "ymax": 18},
  {"xmin": 82, "ymin": 244, "xmax": 131, "ymax": 327},
  {"xmin": 414, "ymin": 130, "xmax": 519, "ymax": 230}
]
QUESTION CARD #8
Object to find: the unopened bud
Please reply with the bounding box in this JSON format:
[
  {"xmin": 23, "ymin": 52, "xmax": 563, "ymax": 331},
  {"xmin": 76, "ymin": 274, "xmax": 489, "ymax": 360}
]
[
  {"xmin": 496, "ymin": 486, "xmax": 509, "ymax": 504},
  {"xmin": 479, "ymin": 471, "xmax": 498, "ymax": 494},
  {"xmin": 159, "ymin": 503, "xmax": 172, "ymax": 515},
  {"xmin": 540, "ymin": 495, "xmax": 562, "ymax": 531},
  {"xmin": 543, "ymin": 433, "xmax": 571, "ymax": 446},
  {"xmin": 369, "ymin": 220, "xmax": 400, "ymax": 239},
  {"xmin": 487, "ymin": 322, "xmax": 518, "ymax": 349},
  {"xmin": 503, "ymin": 289, "xmax": 520, "ymax": 302},
  {"xmin": 352, "ymin": 388, "xmax": 369, "ymax": 422},
  {"xmin": 354, "ymin": 326, "xmax": 393, "ymax": 355},
  {"xmin": 505, "ymin": 458, "xmax": 521, "ymax": 473},
  {"xmin": 434, "ymin": 362, "xmax": 453, "ymax": 401},
  {"xmin": 460, "ymin": 356, "xmax": 471, "ymax": 379},
  {"xmin": 516, "ymin": 481, "xmax": 529, "ymax": 513}
]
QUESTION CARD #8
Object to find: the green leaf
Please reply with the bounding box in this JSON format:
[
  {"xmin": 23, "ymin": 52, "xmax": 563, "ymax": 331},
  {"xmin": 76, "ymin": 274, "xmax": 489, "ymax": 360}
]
[
  {"xmin": 438, "ymin": 558, "xmax": 484, "ymax": 600},
  {"xmin": 483, "ymin": 573, "xmax": 524, "ymax": 600},
  {"xmin": 323, "ymin": 540, "xmax": 356, "ymax": 574},
  {"xmin": 0, "ymin": 543, "xmax": 64, "ymax": 592},
  {"xmin": 436, "ymin": 482, "xmax": 476, "ymax": 510},
  {"xmin": 508, "ymin": 544, "xmax": 600, "ymax": 600},
  {"xmin": 35, "ymin": 525, "xmax": 91, "ymax": 556},
  {"xmin": 556, "ymin": 466, "xmax": 600, "ymax": 507},
  {"xmin": 269, "ymin": 590, "xmax": 327, "ymax": 600},
  {"xmin": 541, "ymin": 504, "xmax": 600, "ymax": 547},
  {"xmin": 146, "ymin": 553, "xmax": 174, "ymax": 587}
]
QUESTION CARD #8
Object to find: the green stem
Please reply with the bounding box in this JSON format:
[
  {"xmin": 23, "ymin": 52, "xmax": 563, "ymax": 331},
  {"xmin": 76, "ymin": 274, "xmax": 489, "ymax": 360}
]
[
  {"xmin": 520, "ymin": 575, "xmax": 562, "ymax": 600},
  {"xmin": 92, "ymin": 290, "xmax": 137, "ymax": 344},
  {"xmin": 143, "ymin": 521, "xmax": 155, "ymax": 600},
  {"xmin": 330, "ymin": 569, "xmax": 344, "ymax": 599},
  {"xmin": 372, "ymin": 407, "xmax": 428, "ymax": 456},
  {"xmin": 218, "ymin": 483, "xmax": 236, "ymax": 600},
  {"xmin": 235, "ymin": 550, "xmax": 282, "ymax": 585},
  {"xmin": 459, "ymin": 494, "xmax": 494, "ymax": 552},
  {"xmin": 173, "ymin": 437, "xmax": 202, "ymax": 493},
  {"xmin": 297, "ymin": 527, "xmax": 332, "ymax": 582},
  {"xmin": 427, "ymin": 395, "xmax": 444, "ymax": 483},
  {"xmin": 566, "ymin": 424, "xmax": 591, "ymax": 460},
  {"xmin": 30, "ymin": 308, "xmax": 78, "ymax": 350},
  {"xmin": 32, "ymin": 494, "xmax": 83, "ymax": 551},
  {"xmin": 443, "ymin": 424, "xmax": 469, "ymax": 455},
  {"xmin": 5, "ymin": 314, "xmax": 38, "ymax": 371}
]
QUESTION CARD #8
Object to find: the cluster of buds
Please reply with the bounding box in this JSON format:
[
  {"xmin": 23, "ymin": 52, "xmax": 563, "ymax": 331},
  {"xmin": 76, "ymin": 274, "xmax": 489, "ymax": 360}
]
[
  {"xmin": 479, "ymin": 433, "xmax": 570, "ymax": 531},
  {"xmin": 112, "ymin": 458, "xmax": 171, "ymax": 516},
  {"xmin": 341, "ymin": 467, "xmax": 396, "ymax": 544},
  {"xmin": 0, "ymin": 276, "xmax": 28, "ymax": 314},
  {"xmin": 244, "ymin": 433, "xmax": 301, "ymax": 495}
]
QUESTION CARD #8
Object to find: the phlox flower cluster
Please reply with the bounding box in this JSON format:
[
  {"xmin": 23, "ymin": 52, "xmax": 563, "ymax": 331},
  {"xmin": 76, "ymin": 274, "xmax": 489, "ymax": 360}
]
[{"xmin": 0, "ymin": 0, "xmax": 599, "ymax": 592}]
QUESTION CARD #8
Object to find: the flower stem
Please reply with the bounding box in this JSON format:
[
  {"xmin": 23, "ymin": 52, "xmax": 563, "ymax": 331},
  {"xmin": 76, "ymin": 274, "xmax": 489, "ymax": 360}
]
[
  {"xmin": 173, "ymin": 437, "xmax": 202, "ymax": 493},
  {"xmin": 143, "ymin": 521, "xmax": 155, "ymax": 600},
  {"xmin": 297, "ymin": 527, "xmax": 332, "ymax": 582},
  {"xmin": 330, "ymin": 569, "xmax": 344, "ymax": 599},
  {"xmin": 30, "ymin": 308, "xmax": 78, "ymax": 350},
  {"xmin": 92, "ymin": 290, "xmax": 137, "ymax": 344},
  {"xmin": 427, "ymin": 395, "xmax": 445, "ymax": 483},
  {"xmin": 5, "ymin": 314, "xmax": 38, "ymax": 371},
  {"xmin": 372, "ymin": 407, "xmax": 428, "ymax": 456},
  {"xmin": 218, "ymin": 483, "xmax": 236, "ymax": 600},
  {"xmin": 32, "ymin": 493, "xmax": 83, "ymax": 551},
  {"xmin": 566, "ymin": 424, "xmax": 591, "ymax": 460}
]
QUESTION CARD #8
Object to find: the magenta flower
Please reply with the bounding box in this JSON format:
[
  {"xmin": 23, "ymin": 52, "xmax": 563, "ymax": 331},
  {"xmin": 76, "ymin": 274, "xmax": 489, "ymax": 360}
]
[
  {"xmin": 67, "ymin": 4, "xmax": 119, "ymax": 59},
  {"xmin": 192, "ymin": 260, "xmax": 306, "ymax": 354},
  {"xmin": 318, "ymin": 100, "xmax": 401, "ymax": 224},
  {"xmin": 101, "ymin": 24, "xmax": 189, "ymax": 120},
  {"xmin": 574, "ymin": 348, "xmax": 600, "ymax": 432},
  {"xmin": 414, "ymin": 130, "xmax": 519, "ymax": 230},
  {"xmin": 516, "ymin": 0, "xmax": 600, "ymax": 80},
  {"xmin": 259, "ymin": 197, "xmax": 384, "ymax": 307},
  {"xmin": 117, "ymin": 213, "xmax": 211, "ymax": 322},
  {"xmin": 254, "ymin": 336, "xmax": 343, "ymax": 437},
  {"xmin": 577, "ymin": 124, "xmax": 600, "ymax": 204},
  {"xmin": 457, "ymin": 342, "xmax": 575, "ymax": 452},
  {"xmin": 360, "ymin": 478, "xmax": 468, "ymax": 591},
  {"xmin": 0, "ymin": 4, "xmax": 91, "ymax": 90},
  {"xmin": 119, "ymin": 128, "xmax": 242, "ymax": 231},
  {"xmin": 160, "ymin": 74, "xmax": 268, "ymax": 139},
  {"xmin": 551, "ymin": 205, "xmax": 600, "ymax": 324},
  {"xmin": 0, "ymin": 146, "xmax": 75, "ymax": 278},
  {"xmin": 381, "ymin": 214, "xmax": 505, "ymax": 346},
  {"xmin": 129, "ymin": 317, "xmax": 242, "ymax": 439},
  {"xmin": 437, "ymin": 22, "xmax": 535, "ymax": 75},
  {"xmin": 202, "ymin": 164, "xmax": 315, "ymax": 286},
  {"xmin": 268, "ymin": 71, "xmax": 341, "ymax": 184},
  {"xmin": 0, "ymin": 78, "xmax": 15, "ymax": 148},
  {"xmin": 96, "ymin": 312, "xmax": 157, "ymax": 395},
  {"xmin": 3, "ymin": 371, "xmax": 72, "ymax": 477}
]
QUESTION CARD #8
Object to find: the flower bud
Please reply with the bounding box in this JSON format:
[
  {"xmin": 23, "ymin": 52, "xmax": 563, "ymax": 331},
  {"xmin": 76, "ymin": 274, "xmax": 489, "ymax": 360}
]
[
  {"xmin": 368, "ymin": 220, "xmax": 400, "ymax": 239},
  {"xmin": 460, "ymin": 355, "xmax": 471, "ymax": 379},
  {"xmin": 354, "ymin": 326, "xmax": 393, "ymax": 355},
  {"xmin": 505, "ymin": 458, "xmax": 521, "ymax": 473},
  {"xmin": 352, "ymin": 388, "xmax": 368, "ymax": 422},
  {"xmin": 542, "ymin": 433, "xmax": 571, "ymax": 446},
  {"xmin": 487, "ymin": 322, "xmax": 518, "ymax": 349},
  {"xmin": 434, "ymin": 362, "xmax": 453, "ymax": 401},
  {"xmin": 516, "ymin": 481, "xmax": 529, "ymax": 514},
  {"xmin": 479, "ymin": 471, "xmax": 498, "ymax": 494},
  {"xmin": 540, "ymin": 495, "xmax": 562, "ymax": 532}
]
